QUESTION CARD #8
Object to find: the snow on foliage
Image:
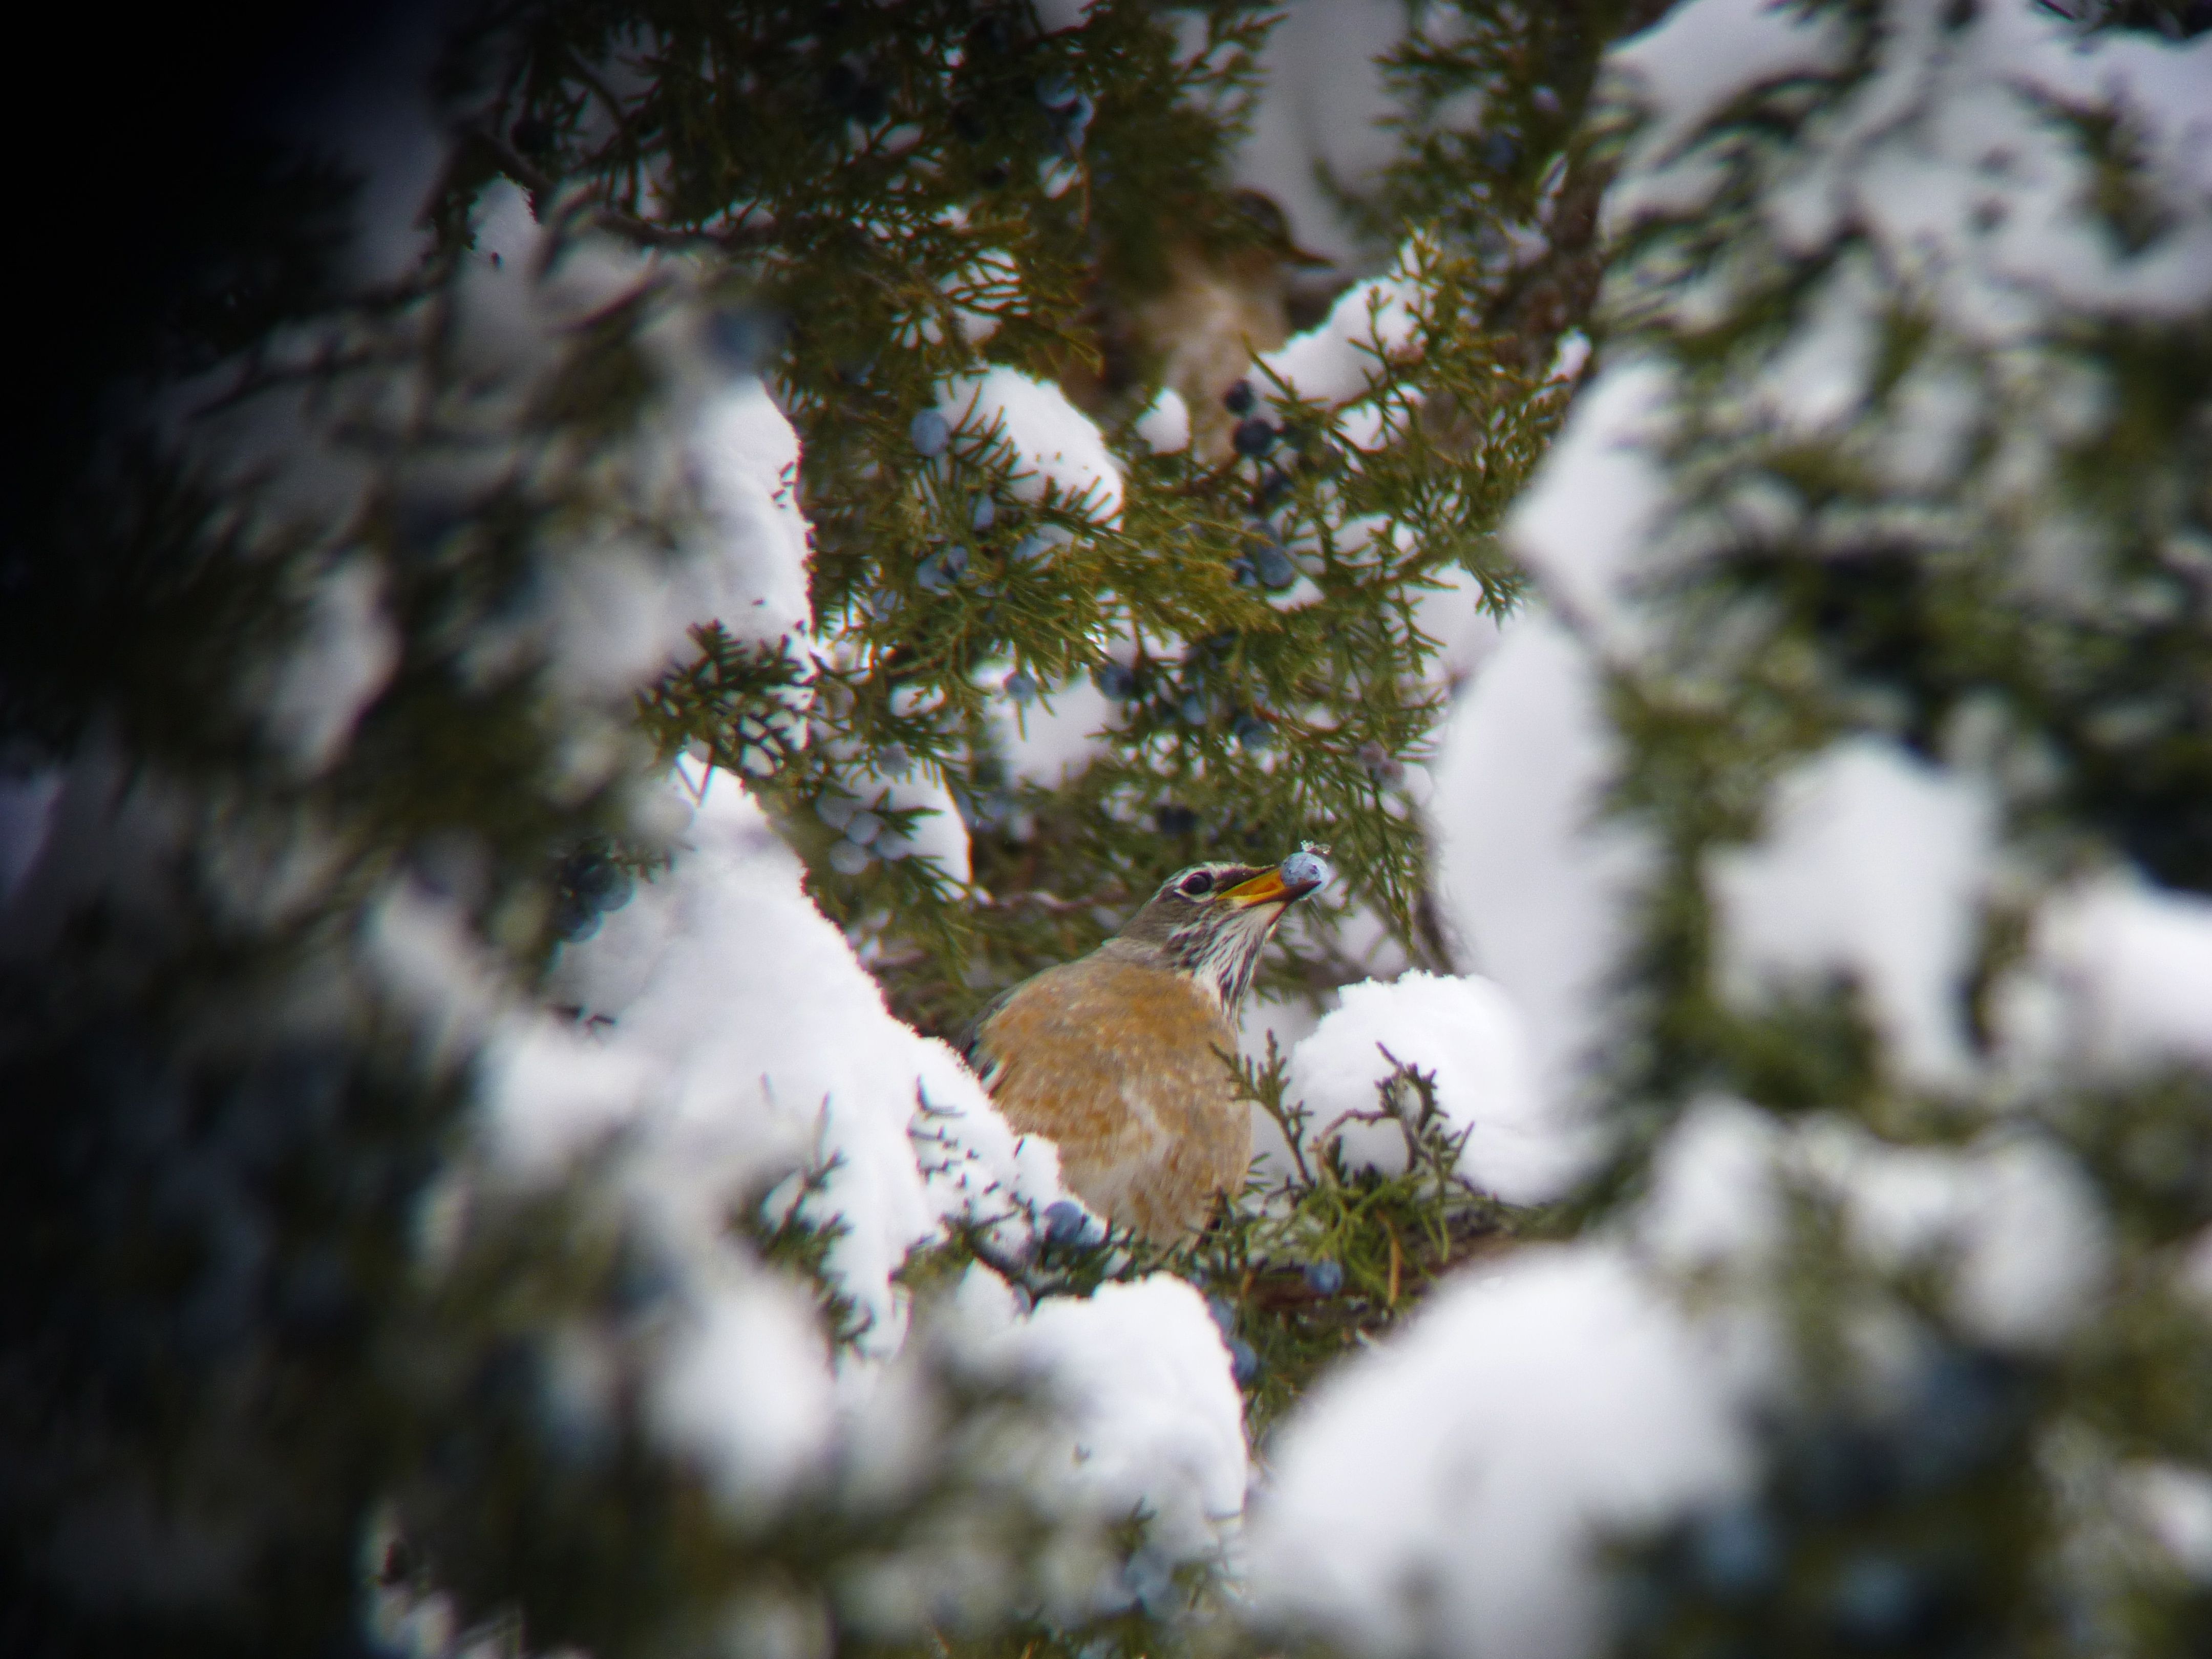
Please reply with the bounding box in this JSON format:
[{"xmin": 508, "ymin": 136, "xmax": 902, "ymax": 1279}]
[
  {"xmin": 950, "ymin": 1267, "xmax": 1248, "ymax": 1614},
  {"xmin": 1227, "ymin": 0, "xmax": 1404, "ymax": 263},
  {"xmin": 1801, "ymin": 1122, "xmax": 2112, "ymax": 1351},
  {"xmin": 1609, "ymin": 0, "xmax": 2212, "ymax": 334},
  {"xmin": 1997, "ymin": 875, "xmax": 2212, "ymax": 1076},
  {"xmin": 265, "ymin": 558, "xmax": 402, "ymax": 775},
  {"xmin": 1708, "ymin": 738, "xmax": 1996, "ymax": 1091},
  {"xmin": 203, "ymin": 181, "xmax": 1244, "ymax": 1611},
  {"xmin": 938, "ymin": 365, "xmax": 1125, "ymax": 525},
  {"xmin": 536, "ymin": 770, "xmax": 1049, "ymax": 1347},
  {"xmin": 1499, "ymin": 364, "xmax": 1672, "ymax": 656},
  {"xmin": 1284, "ymin": 969, "xmax": 1588, "ymax": 1203},
  {"xmin": 987, "ymin": 672, "xmax": 1121, "ymax": 793},
  {"xmin": 1255, "ymin": 2, "xmax": 2212, "ymax": 1653},
  {"xmin": 688, "ymin": 380, "xmax": 818, "ymax": 649},
  {"xmin": 1254, "ymin": 259, "xmax": 1424, "ymax": 452},
  {"xmin": 1247, "ymin": 1245, "xmax": 1759, "ymax": 1659},
  {"xmin": 1254, "ymin": 268, "xmax": 1421, "ymax": 409},
  {"xmin": 1430, "ymin": 610, "xmax": 1652, "ymax": 1108},
  {"xmin": 1134, "ymin": 385, "xmax": 1192, "ymax": 454},
  {"xmin": 1636, "ymin": 1099, "xmax": 2111, "ymax": 1353},
  {"xmin": 500, "ymin": 760, "xmax": 1244, "ymax": 1568},
  {"xmin": 35, "ymin": 0, "xmax": 2212, "ymax": 1647}
]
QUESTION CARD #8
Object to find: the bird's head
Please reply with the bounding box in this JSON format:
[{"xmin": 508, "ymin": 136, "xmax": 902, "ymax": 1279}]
[{"xmin": 1107, "ymin": 847, "xmax": 1332, "ymax": 1013}]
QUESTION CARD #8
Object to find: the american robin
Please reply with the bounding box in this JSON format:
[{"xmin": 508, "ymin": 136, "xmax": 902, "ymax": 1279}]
[
  {"xmin": 1132, "ymin": 192, "xmax": 1335, "ymax": 464},
  {"xmin": 1057, "ymin": 189, "xmax": 1337, "ymax": 464},
  {"xmin": 971, "ymin": 849, "xmax": 1331, "ymax": 1243}
]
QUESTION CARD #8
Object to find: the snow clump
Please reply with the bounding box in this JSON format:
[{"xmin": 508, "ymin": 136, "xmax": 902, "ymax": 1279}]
[
  {"xmin": 1285, "ymin": 970, "xmax": 1591, "ymax": 1203},
  {"xmin": 1247, "ymin": 1244, "xmax": 1759, "ymax": 1659},
  {"xmin": 938, "ymin": 366, "xmax": 1124, "ymax": 524}
]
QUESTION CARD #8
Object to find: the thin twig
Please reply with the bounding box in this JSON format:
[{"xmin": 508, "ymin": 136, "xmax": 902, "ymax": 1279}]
[
  {"xmin": 562, "ymin": 53, "xmax": 631, "ymax": 127},
  {"xmin": 467, "ymin": 126, "xmax": 767, "ymax": 254}
]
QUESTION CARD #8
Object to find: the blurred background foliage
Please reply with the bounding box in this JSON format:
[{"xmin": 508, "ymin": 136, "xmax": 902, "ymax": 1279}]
[{"xmin": 444, "ymin": 0, "xmax": 1662, "ymax": 1042}]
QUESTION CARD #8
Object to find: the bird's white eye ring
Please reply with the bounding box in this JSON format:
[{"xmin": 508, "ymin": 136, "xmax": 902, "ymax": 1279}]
[{"xmin": 1178, "ymin": 871, "xmax": 1214, "ymax": 897}]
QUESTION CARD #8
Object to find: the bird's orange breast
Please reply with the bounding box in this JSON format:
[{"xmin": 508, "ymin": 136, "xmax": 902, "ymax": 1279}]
[{"xmin": 974, "ymin": 955, "xmax": 1251, "ymax": 1243}]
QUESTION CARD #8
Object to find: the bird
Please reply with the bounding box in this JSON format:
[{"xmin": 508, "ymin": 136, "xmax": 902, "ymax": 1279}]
[
  {"xmin": 1055, "ymin": 189, "xmax": 1337, "ymax": 464},
  {"xmin": 970, "ymin": 848, "xmax": 1331, "ymax": 1243},
  {"xmin": 1129, "ymin": 192, "xmax": 1335, "ymax": 464}
]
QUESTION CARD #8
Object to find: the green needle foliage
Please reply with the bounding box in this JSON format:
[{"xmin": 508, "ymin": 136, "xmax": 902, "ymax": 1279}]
[
  {"xmin": 442, "ymin": 0, "xmax": 1627, "ymax": 1044},
  {"xmin": 1179, "ymin": 1039, "xmax": 1534, "ymax": 1436}
]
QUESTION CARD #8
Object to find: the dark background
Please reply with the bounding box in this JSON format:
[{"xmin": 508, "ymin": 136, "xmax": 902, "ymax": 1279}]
[{"xmin": 9, "ymin": 3, "xmax": 444, "ymax": 545}]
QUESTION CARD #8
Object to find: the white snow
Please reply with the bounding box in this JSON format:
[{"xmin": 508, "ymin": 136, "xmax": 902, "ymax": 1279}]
[
  {"xmin": 2127, "ymin": 1463, "xmax": 2212, "ymax": 1583},
  {"xmin": 1996, "ymin": 874, "xmax": 2212, "ymax": 1078},
  {"xmin": 938, "ymin": 367, "xmax": 1124, "ymax": 526},
  {"xmin": 1610, "ymin": 0, "xmax": 2212, "ymax": 344},
  {"xmin": 972, "ymin": 1272, "xmax": 1248, "ymax": 1603},
  {"xmin": 1430, "ymin": 610, "xmax": 1653, "ymax": 1109},
  {"xmin": 1502, "ymin": 360, "xmax": 1674, "ymax": 656},
  {"xmin": 1637, "ymin": 1102, "xmax": 2107, "ymax": 1352},
  {"xmin": 987, "ymin": 674, "xmax": 1118, "ymax": 792},
  {"xmin": 490, "ymin": 769, "xmax": 1248, "ymax": 1582},
  {"xmin": 264, "ymin": 557, "xmax": 400, "ymax": 774},
  {"xmin": 534, "ymin": 775, "xmax": 1032, "ymax": 1351},
  {"xmin": 1030, "ymin": 0, "xmax": 1096, "ymax": 31},
  {"xmin": 1246, "ymin": 1245, "xmax": 1756, "ymax": 1659},
  {"xmin": 1411, "ymin": 562, "xmax": 1506, "ymax": 693},
  {"xmin": 688, "ymin": 378, "xmax": 818, "ymax": 649},
  {"xmin": 1707, "ymin": 738, "xmax": 1995, "ymax": 1091},
  {"xmin": 1635, "ymin": 1097, "xmax": 1787, "ymax": 1275},
  {"xmin": 1254, "ymin": 269, "xmax": 1421, "ymax": 411},
  {"xmin": 1227, "ymin": 0, "xmax": 1405, "ymax": 265},
  {"xmin": 1135, "ymin": 386, "xmax": 1191, "ymax": 455},
  {"xmin": 651, "ymin": 1268, "xmax": 841, "ymax": 1518},
  {"xmin": 536, "ymin": 378, "xmax": 817, "ymax": 704},
  {"xmin": 1546, "ymin": 329, "xmax": 1592, "ymax": 387},
  {"xmin": 1285, "ymin": 970, "xmax": 1589, "ymax": 1204},
  {"xmin": 1607, "ymin": 0, "xmax": 1849, "ymax": 195},
  {"xmin": 835, "ymin": 754, "xmax": 974, "ymax": 883}
]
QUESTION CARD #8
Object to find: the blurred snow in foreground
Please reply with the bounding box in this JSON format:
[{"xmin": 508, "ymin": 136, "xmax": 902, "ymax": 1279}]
[
  {"xmin": 1240, "ymin": 0, "xmax": 2212, "ymax": 1653},
  {"xmin": 172, "ymin": 0, "xmax": 2212, "ymax": 1650},
  {"xmin": 1248, "ymin": 1246, "xmax": 1758, "ymax": 1659}
]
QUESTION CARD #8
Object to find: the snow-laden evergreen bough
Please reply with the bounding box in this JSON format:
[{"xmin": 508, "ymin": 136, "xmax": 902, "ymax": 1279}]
[
  {"xmin": 1, "ymin": 0, "xmax": 1604, "ymax": 1647},
  {"xmin": 1246, "ymin": 2, "xmax": 2212, "ymax": 1655},
  {"xmin": 0, "ymin": 108, "xmax": 1250, "ymax": 1659}
]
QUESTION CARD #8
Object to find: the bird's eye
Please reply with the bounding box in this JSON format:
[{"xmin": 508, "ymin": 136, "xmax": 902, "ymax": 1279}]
[{"xmin": 1177, "ymin": 872, "xmax": 1214, "ymax": 897}]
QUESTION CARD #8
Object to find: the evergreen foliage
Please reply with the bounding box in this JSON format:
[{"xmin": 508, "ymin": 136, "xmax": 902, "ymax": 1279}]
[
  {"xmin": 1484, "ymin": 0, "xmax": 2212, "ymax": 1651},
  {"xmin": 28, "ymin": 0, "xmax": 2212, "ymax": 1656},
  {"xmin": 2, "ymin": 4, "xmax": 1643, "ymax": 1654},
  {"xmin": 443, "ymin": 0, "xmax": 1632, "ymax": 1043}
]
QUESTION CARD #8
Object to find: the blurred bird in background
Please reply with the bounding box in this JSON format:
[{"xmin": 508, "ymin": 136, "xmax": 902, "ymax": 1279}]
[
  {"xmin": 1134, "ymin": 192, "xmax": 1335, "ymax": 461},
  {"xmin": 1071, "ymin": 189, "xmax": 1339, "ymax": 463},
  {"xmin": 971, "ymin": 848, "xmax": 1331, "ymax": 1242}
]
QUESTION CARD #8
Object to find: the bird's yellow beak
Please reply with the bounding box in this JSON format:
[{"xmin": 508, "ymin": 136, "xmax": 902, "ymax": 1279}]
[
  {"xmin": 1222, "ymin": 868, "xmax": 1290, "ymax": 906},
  {"xmin": 1224, "ymin": 851, "xmax": 1331, "ymax": 907}
]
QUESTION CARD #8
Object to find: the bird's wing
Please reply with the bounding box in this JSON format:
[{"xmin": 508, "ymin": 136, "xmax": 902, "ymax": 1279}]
[{"xmin": 958, "ymin": 984, "xmax": 1016, "ymax": 1083}]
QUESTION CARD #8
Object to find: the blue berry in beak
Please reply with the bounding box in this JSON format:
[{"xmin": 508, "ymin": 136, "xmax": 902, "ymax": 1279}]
[{"xmin": 1280, "ymin": 848, "xmax": 1331, "ymax": 896}]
